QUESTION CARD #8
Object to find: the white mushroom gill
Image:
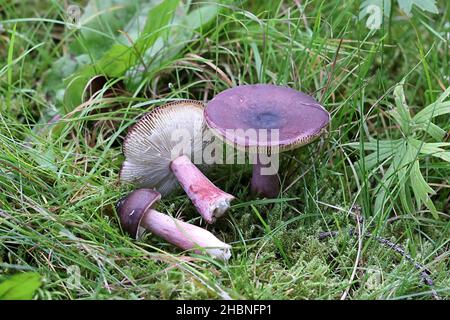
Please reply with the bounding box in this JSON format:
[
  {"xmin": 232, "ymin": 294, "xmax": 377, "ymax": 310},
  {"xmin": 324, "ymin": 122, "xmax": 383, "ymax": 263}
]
[{"xmin": 120, "ymin": 101, "xmax": 205, "ymax": 195}]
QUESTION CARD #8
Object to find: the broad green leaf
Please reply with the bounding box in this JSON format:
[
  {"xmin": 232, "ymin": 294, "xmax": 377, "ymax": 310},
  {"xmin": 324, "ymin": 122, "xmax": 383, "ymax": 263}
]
[
  {"xmin": 63, "ymin": 73, "xmax": 94, "ymax": 112},
  {"xmin": 118, "ymin": 0, "xmax": 163, "ymax": 44},
  {"xmin": 70, "ymin": 0, "xmax": 149, "ymax": 58},
  {"xmin": 42, "ymin": 54, "xmax": 90, "ymax": 104},
  {"xmin": 351, "ymin": 139, "xmax": 403, "ymax": 173},
  {"xmin": 138, "ymin": 0, "xmax": 180, "ymax": 53},
  {"xmin": 64, "ymin": 0, "xmax": 180, "ymax": 109},
  {"xmin": 415, "ymin": 121, "xmax": 447, "ymax": 140},
  {"xmin": 186, "ymin": 3, "xmax": 220, "ymax": 30},
  {"xmin": 436, "ymin": 86, "xmax": 450, "ymax": 103},
  {"xmin": 45, "ymin": 1, "xmax": 159, "ymax": 106},
  {"xmin": 125, "ymin": 2, "xmax": 221, "ymax": 90},
  {"xmin": 397, "ymin": 0, "xmax": 439, "ymax": 16},
  {"xmin": 0, "ymin": 272, "xmax": 41, "ymax": 300},
  {"xmin": 373, "ymin": 142, "xmax": 407, "ymax": 214},
  {"xmin": 355, "ymin": 80, "xmax": 446, "ymax": 219},
  {"xmin": 391, "ymin": 81, "xmax": 411, "ymax": 133},
  {"xmin": 410, "ymin": 160, "xmax": 437, "ymax": 218},
  {"xmin": 359, "ymin": 150, "xmax": 394, "ymax": 171},
  {"xmin": 396, "ymin": 143, "xmax": 415, "ymax": 213},
  {"xmin": 410, "ymin": 139, "xmax": 450, "ymax": 162},
  {"xmin": 374, "ymin": 161, "xmax": 397, "ymax": 215},
  {"xmin": 350, "ymin": 138, "xmax": 403, "ymax": 151},
  {"xmin": 413, "ymin": 101, "xmax": 450, "ymax": 123},
  {"xmin": 429, "ymin": 150, "xmax": 450, "ymax": 162}
]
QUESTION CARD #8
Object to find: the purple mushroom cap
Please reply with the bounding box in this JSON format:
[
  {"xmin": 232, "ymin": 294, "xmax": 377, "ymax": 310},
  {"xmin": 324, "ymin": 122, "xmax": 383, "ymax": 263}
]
[
  {"xmin": 116, "ymin": 189, "xmax": 161, "ymax": 239},
  {"xmin": 204, "ymin": 84, "xmax": 330, "ymax": 152}
]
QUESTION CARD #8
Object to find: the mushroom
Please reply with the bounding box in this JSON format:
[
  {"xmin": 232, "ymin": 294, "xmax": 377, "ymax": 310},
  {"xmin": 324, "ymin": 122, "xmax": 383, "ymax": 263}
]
[
  {"xmin": 120, "ymin": 100, "xmax": 235, "ymax": 224},
  {"xmin": 204, "ymin": 84, "xmax": 330, "ymax": 198},
  {"xmin": 116, "ymin": 189, "xmax": 231, "ymax": 261}
]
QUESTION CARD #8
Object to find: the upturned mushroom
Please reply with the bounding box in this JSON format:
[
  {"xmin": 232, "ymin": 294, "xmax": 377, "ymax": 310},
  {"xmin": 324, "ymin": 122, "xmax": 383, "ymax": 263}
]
[
  {"xmin": 120, "ymin": 100, "xmax": 235, "ymax": 224},
  {"xmin": 204, "ymin": 84, "xmax": 330, "ymax": 198},
  {"xmin": 116, "ymin": 188, "xmax": 231, "ymax": 261}
]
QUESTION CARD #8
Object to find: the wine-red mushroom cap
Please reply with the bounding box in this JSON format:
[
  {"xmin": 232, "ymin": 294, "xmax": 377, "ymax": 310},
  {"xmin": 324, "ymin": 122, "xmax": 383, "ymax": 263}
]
[
  {"xmin": 116, "ymin": 189, "xmax": 161, "ymax": 239},
  {"xmin": 120, "ymin": 100, "xmax": 205, "ymax": 195},
  {"xmin": 204, "ymin": 84, "xmax": 330, "ymax": 153}
]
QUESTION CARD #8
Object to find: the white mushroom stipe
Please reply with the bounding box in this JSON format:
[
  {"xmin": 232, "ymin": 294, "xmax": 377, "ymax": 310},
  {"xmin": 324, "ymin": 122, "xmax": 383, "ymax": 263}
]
[{"xmin": 141, "ymin": 209, "xmax": 231, "ymax": 261}]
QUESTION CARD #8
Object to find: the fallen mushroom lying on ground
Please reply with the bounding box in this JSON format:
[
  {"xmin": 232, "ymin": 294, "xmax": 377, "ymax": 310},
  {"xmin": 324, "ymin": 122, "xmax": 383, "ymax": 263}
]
[{"xmin": 117, "ymin": 189, "xmax": 231, "ymax": 261}]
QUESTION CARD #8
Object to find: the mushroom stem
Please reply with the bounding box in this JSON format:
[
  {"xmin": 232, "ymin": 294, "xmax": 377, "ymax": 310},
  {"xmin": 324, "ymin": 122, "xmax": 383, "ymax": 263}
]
[
  {"xmin": 170, "ymin": 155, "xmax": 235, "ymax": 224},
  {"xmin": 250, "ymin": 154, "xmax": 280, "ymax": 198},
  {"xmin": 141, "ymin": 209, "xmax": 231, "ymax": 261}
]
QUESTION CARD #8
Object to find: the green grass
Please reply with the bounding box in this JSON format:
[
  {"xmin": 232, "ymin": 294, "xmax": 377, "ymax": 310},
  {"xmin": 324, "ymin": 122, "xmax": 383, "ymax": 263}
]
[{"xmin": 0, "ymin": 0, "xmax": 449, "ymax": 299}]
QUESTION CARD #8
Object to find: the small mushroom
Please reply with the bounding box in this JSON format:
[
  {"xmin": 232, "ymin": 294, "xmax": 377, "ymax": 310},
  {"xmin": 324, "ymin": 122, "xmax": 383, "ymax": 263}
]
[
  {"xmin": 120, "ymin": 100, "xmax": 235, "ymax": 224},
  {"xmin": 117, "ymin": 189, "xmax": 231, "ymax": 261},
  {"xmin": 204, "ymin": 84, "xmax": 330, "ymax": 198}
]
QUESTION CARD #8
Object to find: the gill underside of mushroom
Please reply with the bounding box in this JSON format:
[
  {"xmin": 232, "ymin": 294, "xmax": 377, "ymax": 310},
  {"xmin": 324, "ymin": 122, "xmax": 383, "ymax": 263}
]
[
  {"xmin": 141, "ymin": 209, "xmax": 231, "ymax": 261},
  {"xmin": 170, "ymin": 155, "xmax": 235, "ymax": 224},
  {"xmin": 250, "ymin": 154, "xmax": 280, "ymax": 198}
]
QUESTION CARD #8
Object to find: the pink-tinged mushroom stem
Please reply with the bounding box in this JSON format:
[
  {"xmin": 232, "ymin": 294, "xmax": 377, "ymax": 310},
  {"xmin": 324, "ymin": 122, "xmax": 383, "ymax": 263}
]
[
  {"xmin": 170, "ymin": 155, "xmax": 235, "ymax": 224},
  {"xmin": 141, "ymin": 209, "xmax": 231, "ymax": 261},
  {"xmin": 250, "ymin": 154, "xmax": 280, "ymax": 198}
]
